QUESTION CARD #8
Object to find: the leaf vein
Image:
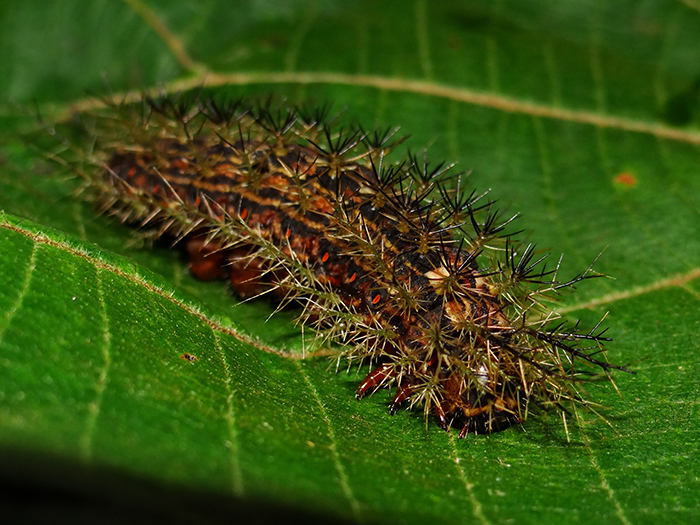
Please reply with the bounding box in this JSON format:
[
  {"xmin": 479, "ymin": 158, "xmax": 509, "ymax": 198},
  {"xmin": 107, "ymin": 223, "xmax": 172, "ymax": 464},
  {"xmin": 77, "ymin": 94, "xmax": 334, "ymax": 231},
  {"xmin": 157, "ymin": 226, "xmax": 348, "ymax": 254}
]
[
  {"xmin": 294, "ymin": 360, "xmax": 363, "ymax": 523},
  {"xmin": 577, "ymin": 416, "xmax": 632, "ymax": 525},
  {"xmin": 448, "ymin": 434, "xmax": 491, "ymax": 525},
  {"xmin": 677, "ymin": 0, "xmax": 700, "ymax": 14},
  {"xmin": 588, "ymin": 16, "xmax": 608, "ymax": 114},
  {"xmin": 121, "ymin": 0, "xmax": 207, "ymax": 74},
  {"xmin": 79, "ymin": 267, "xmax": 112, "ymax": 460},
  {"xmin": 0, "ymin": 238, "xmax": 37, "ymax": 341},
  {"xmin": 556, "ymin": 268, "xmax": 700, "ymax": 314},
  {"xmin": 0, "ymin": 219, "xmax": 321, "ymax": 360},
  {"xmin": 57, "ymin": 71, "xmax": 700, "ymax": 144},
  {"xmin": 213, "ymin": 329, "xmax": 245, "ymax": 497},
  {"xmin": 414, "ymin": 0, "xmax": 433, "ymax": 79},
  {"xmin": 283, "ymin": 0, "xmax": 319, "ymax": 73},
  {"xmin": 57, "ymin": 73, "xmax": 700, "ymax": 146}
]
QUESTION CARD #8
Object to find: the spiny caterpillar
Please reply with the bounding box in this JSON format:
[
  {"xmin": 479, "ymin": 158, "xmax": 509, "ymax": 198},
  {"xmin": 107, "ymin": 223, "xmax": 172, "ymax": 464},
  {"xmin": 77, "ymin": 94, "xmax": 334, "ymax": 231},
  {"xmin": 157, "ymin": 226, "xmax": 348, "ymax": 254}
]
[{"xmin": 53, "ymin": 94, "xmax": 631, "ymax": 437}]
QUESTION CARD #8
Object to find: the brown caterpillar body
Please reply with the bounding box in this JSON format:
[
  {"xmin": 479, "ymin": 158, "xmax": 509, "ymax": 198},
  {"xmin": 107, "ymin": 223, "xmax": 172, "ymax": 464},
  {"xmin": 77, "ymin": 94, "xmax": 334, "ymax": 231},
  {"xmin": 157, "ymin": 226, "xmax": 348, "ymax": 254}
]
[{"xmin": 62, "ymin": 95, "xmax": 631, "ymax": 436}]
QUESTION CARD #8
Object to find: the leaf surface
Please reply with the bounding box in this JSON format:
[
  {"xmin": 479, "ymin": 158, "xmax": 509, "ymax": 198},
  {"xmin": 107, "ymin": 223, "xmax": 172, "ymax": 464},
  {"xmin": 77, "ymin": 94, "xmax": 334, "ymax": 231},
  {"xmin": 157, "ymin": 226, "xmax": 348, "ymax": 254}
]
[{"xmin": 1, "ymin": 1, "xmax": 699, "ymax": 523}]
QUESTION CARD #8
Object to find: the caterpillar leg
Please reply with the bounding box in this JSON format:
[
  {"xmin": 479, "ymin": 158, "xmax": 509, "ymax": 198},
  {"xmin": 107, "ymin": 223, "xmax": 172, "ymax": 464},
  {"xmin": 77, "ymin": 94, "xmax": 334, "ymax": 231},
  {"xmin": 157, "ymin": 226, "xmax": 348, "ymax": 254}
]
[
  {"xmin": 355, "ymin": 363, "xmax": 393, "ymax": 400},
  {"xmin": 388, "ymin": 382, "xmax": 418, "ymax": 415}
]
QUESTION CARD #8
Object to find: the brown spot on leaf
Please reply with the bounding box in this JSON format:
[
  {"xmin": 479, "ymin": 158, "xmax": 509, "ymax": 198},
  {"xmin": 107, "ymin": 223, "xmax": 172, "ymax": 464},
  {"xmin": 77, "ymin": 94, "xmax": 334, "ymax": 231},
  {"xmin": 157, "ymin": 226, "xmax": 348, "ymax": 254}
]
[{"xmin": 613, "ymin": 172, "xmax": 637, "ymax": 188}]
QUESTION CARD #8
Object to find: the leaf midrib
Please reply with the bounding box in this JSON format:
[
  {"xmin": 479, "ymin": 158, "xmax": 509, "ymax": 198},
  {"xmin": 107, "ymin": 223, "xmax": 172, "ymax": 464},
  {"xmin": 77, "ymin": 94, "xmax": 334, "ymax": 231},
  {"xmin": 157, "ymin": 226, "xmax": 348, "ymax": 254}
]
[
  {"xmin": 0, "ymin": 215, "xmax": 301, "ymax": 359},
  {"xmin": 2, "ymin": 214, "xmax": 697, "ymax": 354},
  {"xmin": 48, "ymin": 72, "xmax": 700, "ymax": 147}
]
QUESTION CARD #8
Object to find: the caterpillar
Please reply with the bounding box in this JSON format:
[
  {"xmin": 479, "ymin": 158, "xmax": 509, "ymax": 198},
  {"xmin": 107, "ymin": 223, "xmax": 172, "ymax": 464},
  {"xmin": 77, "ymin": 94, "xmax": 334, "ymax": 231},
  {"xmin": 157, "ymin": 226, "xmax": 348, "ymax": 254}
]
[{"xmin": 52, "ymin": 94, "xmax": 631, "ymax": 437}]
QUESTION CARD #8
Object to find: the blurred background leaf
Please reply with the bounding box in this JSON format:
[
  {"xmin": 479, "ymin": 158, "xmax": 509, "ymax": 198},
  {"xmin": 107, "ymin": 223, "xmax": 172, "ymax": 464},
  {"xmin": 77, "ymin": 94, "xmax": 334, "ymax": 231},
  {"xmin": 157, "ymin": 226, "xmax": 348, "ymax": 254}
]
[{"xmin": 1, "ymin": 1, "xmax": 699, "ymax": 523}]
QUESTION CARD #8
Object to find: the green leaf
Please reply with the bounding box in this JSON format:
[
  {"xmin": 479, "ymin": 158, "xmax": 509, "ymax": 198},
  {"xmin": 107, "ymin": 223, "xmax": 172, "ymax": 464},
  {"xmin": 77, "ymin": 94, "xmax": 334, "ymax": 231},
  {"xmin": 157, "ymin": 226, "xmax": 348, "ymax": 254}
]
[{"xmin": 1, "ymin": 1, "xmax": 700, "ymax": 523}]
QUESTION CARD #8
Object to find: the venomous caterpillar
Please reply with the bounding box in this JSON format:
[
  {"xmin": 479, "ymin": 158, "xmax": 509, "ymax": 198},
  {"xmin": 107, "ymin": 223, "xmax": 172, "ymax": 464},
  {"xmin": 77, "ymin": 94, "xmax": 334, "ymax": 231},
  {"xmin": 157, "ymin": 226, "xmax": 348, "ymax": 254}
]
[{"xmin": 53, "ymin": 94, "xmax": 631, "ymax": 437}]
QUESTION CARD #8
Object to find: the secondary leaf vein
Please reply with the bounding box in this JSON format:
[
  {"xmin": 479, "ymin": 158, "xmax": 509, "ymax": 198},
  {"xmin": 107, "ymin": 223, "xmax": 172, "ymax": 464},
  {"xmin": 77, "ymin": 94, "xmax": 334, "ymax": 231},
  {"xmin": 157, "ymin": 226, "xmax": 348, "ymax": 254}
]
[
  {"xmin": 121, "ymin": 0, "xmax": 207, "ymax": 75},
  {"xmin": 0, "ymin": 239, "xmax": 37, "ymax": 341},
  {"xmin": 578, "ymin": 417, "xmax": 632, "ymax": 525},
  {"xmin": 213, "ymin": 329, "xmax": 245, "ymax": 497},
  {"xmin": 414, "ymin": 0, "xmax": 433, "ymax": 79},
  {"xmin": 449, "ymin": 434, "xmax": 491, "ymax": 525},
  {"xmin": 294, "ymin": 360, "xmax": 363, "ymax": 523},
  {"xmin": 557, "ymin": 268, "xmax": 700, "ymax": 314},
  {"xmin": 79, "ymin": 267, "xmax": 112, "ymax": 460}
]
